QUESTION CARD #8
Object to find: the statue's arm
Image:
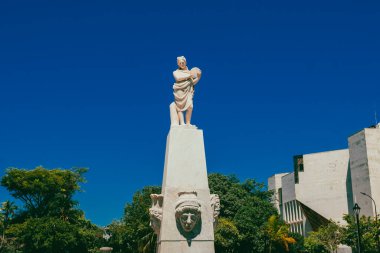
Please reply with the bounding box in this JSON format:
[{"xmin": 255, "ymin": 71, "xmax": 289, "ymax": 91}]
[
  {"xmin": 190, "ymin": 68, "xmax": 202, "ymax": 86},
  {"xmin": 192, "ymin": 75, "xmax": 201, "ymax": 86},
  {"xmin": 173, "ymin": 70, "xmax": 191, "ymax": 82}
]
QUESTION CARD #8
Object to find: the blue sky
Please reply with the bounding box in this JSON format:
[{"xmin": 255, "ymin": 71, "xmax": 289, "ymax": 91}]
[{"xmin": 0, "ymin": 0, "xmax": 379, "ymax": 226}]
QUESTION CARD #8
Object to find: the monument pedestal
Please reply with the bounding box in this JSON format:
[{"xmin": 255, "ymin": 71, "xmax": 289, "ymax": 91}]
[{"xmin": 150, "ymin": 127, "xmax": 218, "ymax": 253}]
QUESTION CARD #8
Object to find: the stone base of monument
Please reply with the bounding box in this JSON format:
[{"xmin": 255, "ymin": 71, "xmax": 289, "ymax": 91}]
[
  {"xmin": 149, "ymin": 127, "xmax": 220, "ymax": 253},
  {"xmin": 99, "ymin": 247, "xmax": 113, "ymax": 252}
]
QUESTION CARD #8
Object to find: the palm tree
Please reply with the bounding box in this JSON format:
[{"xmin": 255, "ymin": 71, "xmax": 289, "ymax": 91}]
[
  {"xmin": 0, "ymin": 201, "xmax": 17, "ymax": 250},
  {"xmin": 265, "ymin": 215, "xmax": 296, "ymax": 253},
  {"xmin": 138, "ymin": 231, "xmax": 157, "ymax": 253}
]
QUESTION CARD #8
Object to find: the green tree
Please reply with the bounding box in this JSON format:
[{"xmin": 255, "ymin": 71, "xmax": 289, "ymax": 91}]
[
  {"xmin": 214, "ymin": 217, "xmax": 240, "ymax": 253},
  {"xmin": 209, "ymin": 173, "xmax": 278, "ymax": 253},
  {"xmin": 1, "ymin": 166, "xmax": 87, "ymax": 221},
  {"xmin": 304, "ymin": 221, "xmax": 343, "ymax": 253},
  {"xmin": 0, "ymin": 167, "xmax": 103, "ymax": 253},
  {"xmin": 106, "ymin": 221, "xmax": 129, "ymax": 253},
  {"xmin": 287, "ymin": 232, "xmax": 305, "ymax": 253},
  {"xmin": 0, "ymin": 201, "xmax": 18, "ymax": 252},
  {"xmin": 342, "ymin": 214, "xmax": 378, "ymax": 253},
  {"xmin": 264, "ymin": 215, "xmax": 295, "ymax": 253},
  {"xmin": 304, "ymin": 232, "xmax": 328, "ymax": 253},
  {"xmin": 6, "ymin": 217, "xmax": 102, "ymax": 253},
  {"xmin": 208, "ymin": 174, "xmax": 274, "ymax": 219},
  {"xmin": 124, "ymin": 185, "xmax": 161, "ymax": 253}
]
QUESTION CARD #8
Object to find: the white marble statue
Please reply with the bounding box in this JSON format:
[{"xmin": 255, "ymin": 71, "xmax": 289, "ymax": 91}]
[{"xmin": 170, "ymin": 56, "xmax": 202, "ymax": 127}]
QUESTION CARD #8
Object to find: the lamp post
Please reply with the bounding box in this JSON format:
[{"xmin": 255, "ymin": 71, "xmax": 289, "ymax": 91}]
[
  {"xmin": 353, "ymin": 203, "xmax": 362, "ymax": 253},
  {"xmin": 360, "ymin": 192, "xmax": 380, "ymax": 252}
]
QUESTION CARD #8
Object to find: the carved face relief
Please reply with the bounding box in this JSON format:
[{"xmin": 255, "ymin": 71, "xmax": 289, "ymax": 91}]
[
  {"xmin": 178, "ymin": 208, "xmax": 201, "ymax": 232},
  {"xmin": 175, "ymin": 192, "xmax": 201, "ymax": 234}
]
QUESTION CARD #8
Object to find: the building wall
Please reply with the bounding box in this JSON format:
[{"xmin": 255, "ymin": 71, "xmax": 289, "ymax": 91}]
[
  {"xmin": 268, "ymin": 173, "xmax": 288, "ymax": 214},
  {"xmin": 278, "ymin": 173, "xmax": 306, "ymax": 235},
  {"xmin": 269, "ymin": 125, "xmax": 379, "ymax": 245},
  {"xmin": 349, "ymin": 127, "xmax": 380, "ymax": 217},
  {"xmin": 282, "ymin": 173, "xmax": 296, "ymax": 204},
  {"xmin": 295, "ymin": 149, "xmax": 350, "ymax": 224},
  {"xmin": 365, "ymin": 128, "xmax": 380, "ymax": 217}
]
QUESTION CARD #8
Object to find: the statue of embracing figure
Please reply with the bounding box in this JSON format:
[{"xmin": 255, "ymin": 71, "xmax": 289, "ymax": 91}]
[{"xmin": 170, "ymin": 56, "xmax": 202, "ymax": 127}]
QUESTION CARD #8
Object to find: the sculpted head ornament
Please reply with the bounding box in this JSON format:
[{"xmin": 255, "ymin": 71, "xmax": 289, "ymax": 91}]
[
  {"xmin": 149, "ymin": 194, "xmax": 163, "ymax": 234},
  {"xmin": 175, "ymin": 191, "xmax": 201, "ymax": 233}
]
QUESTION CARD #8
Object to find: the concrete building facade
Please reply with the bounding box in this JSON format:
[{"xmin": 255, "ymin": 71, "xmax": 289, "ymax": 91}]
[{"xmin": 268, "ymin": 124, "xmax": 380, "ymax": 237}]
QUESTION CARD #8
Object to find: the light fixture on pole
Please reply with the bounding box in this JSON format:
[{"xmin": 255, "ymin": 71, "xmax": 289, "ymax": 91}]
[
  {"xmin": 360, "ymin": 192, "xmax": 379, "ymax": 252},
  {"xmin": 353, "ymin": 203, "xmax": 362, "ymax": 253}
]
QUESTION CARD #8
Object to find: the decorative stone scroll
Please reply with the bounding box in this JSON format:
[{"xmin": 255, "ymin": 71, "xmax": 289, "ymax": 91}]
[
  {"xmin": 175, "ymin": 191, "xmax": 202, "ymax": 235},
  {"xmin": 149, "ymin": 194, "xmax": 163, "ymax": 234},
  {"xmin": 210, "ymin": 194, "xmax": 220, "ymax": 228}
]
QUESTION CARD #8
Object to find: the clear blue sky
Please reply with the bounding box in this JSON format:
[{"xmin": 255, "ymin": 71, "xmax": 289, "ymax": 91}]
[{"xmin": 0, "ymin": 0, "xmax": 379, "ymax": 226}]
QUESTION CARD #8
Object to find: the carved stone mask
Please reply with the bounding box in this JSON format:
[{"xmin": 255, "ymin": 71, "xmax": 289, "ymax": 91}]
[
  {"xmin": 175, "ymin": 192, "xmax": 201, "ymax": 234},
  {"xmin": 178, "ymin": 207, "xmax": 200, "ymax": 232}
]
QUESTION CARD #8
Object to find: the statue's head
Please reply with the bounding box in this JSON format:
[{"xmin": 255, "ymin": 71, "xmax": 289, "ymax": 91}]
[
  {"xmin": 175, "ymin": 192, "xmax": 201, "ymax": 233},
  {"xmin": 177, "ymin": 56, "xmax": 187, "ymax": 70}
]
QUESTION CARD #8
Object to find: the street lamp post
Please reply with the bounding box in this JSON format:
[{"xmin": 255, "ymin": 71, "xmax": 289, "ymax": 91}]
[
  {"xmin": 360, "ymin": 192, "xmax": 380, "ymax": 252},
  {"xmin": 353, "ymin": 203, "xmax": 362, "ymax": 253}
]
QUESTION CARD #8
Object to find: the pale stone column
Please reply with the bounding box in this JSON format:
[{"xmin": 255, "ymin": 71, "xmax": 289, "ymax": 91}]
[{"xmin": 153, "ymin": 127, "xmax": 217, "ymax": 253}]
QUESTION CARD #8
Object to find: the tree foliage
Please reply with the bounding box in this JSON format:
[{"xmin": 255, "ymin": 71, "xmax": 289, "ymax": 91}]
[
  {"xmin": 1, "ymin": 166, "xmax": 87, "ymax": 221},
  {"xmin": 0, "ymin": 201, "xmax": 18, "ymax": 252},
  {"xmin": 304, "ymin": 231, "xmax": 329, "ymax": 253},
  {"xmin": 214, "ymin": 217, "xmax": 240, "ymax": 253},
  {"xmin": 5, "ymin": 217, "xmax": 102, "ymax": 253},
  {"xmin": 341, "ymin": 214, "xmax": 379, "ymax": 253},
  {"xmin": 209, "ymin": 173, "xmax": 278, "ymax": 253},
  {"xmin": 304, "ymin": 220, "xmax": 343, "ymax": 253},
  {"xmin": 123, "ymin": 185, "xmax": 161, "ymax": 253},
  {"xmin": 264, "ymin": 215, "xmax": 295, "ymax": 253},
  {"xmin": 106, "ymin": 220, "xmax": 129, "ymax": 253},
  {"xmin": 0, "ymin": 167, "xmax": 103, "ymax": 253},
  {"xmin": 287, "ymin": 232, "xmax": 305, "ymax": 253}
]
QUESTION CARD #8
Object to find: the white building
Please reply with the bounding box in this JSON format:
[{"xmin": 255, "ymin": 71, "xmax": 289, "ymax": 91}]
[{"xmin": 268, "ymin": 124, "xmax": 380, "ymax": 237}]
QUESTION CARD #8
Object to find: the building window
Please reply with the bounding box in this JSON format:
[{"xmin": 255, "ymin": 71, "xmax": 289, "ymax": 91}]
[{"xmin": 293, "ymin": 155, "xmax": 304, "ymax": 183}]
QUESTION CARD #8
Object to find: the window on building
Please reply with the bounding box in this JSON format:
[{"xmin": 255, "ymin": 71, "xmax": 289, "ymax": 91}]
[{"xmin": 293, "ymin": 155, "xmax": 304, "ymax": 183}]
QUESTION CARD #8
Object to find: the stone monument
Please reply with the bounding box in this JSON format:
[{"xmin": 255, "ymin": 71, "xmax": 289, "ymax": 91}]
[{"xmin": 149, "ymin": 57, "xmax": 220, "ymax": 253}]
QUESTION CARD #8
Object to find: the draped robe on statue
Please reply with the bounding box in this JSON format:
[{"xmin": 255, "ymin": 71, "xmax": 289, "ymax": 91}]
[{"xmin": 173, "ymin": 69, "xmax": 194, "ymax": 112}]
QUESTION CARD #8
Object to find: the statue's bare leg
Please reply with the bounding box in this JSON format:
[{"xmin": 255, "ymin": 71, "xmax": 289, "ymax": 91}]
[
  {"xmin": 178, "ymin": 111, "xmax": 185, "ymax": 125},
  {"xmin": 186, "ymin": 106, "xmax": 193, "ymax": 125},
  {"xmin": 169, "ymin": 102, "xmax": 179, "ymax": 127}
]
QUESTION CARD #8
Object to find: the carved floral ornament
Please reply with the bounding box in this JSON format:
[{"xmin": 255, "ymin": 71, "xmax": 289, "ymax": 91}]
[
  {"xmin": 175, "ymin": 191, "xmax": 202, "ymax": 233},
  {"xmin": 149, "ymin": 194, "xmax": 163, "ymax": 234},
  {"xmin": 210, "ymin": 194, "xmax": 220, "ymax": 228}
]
